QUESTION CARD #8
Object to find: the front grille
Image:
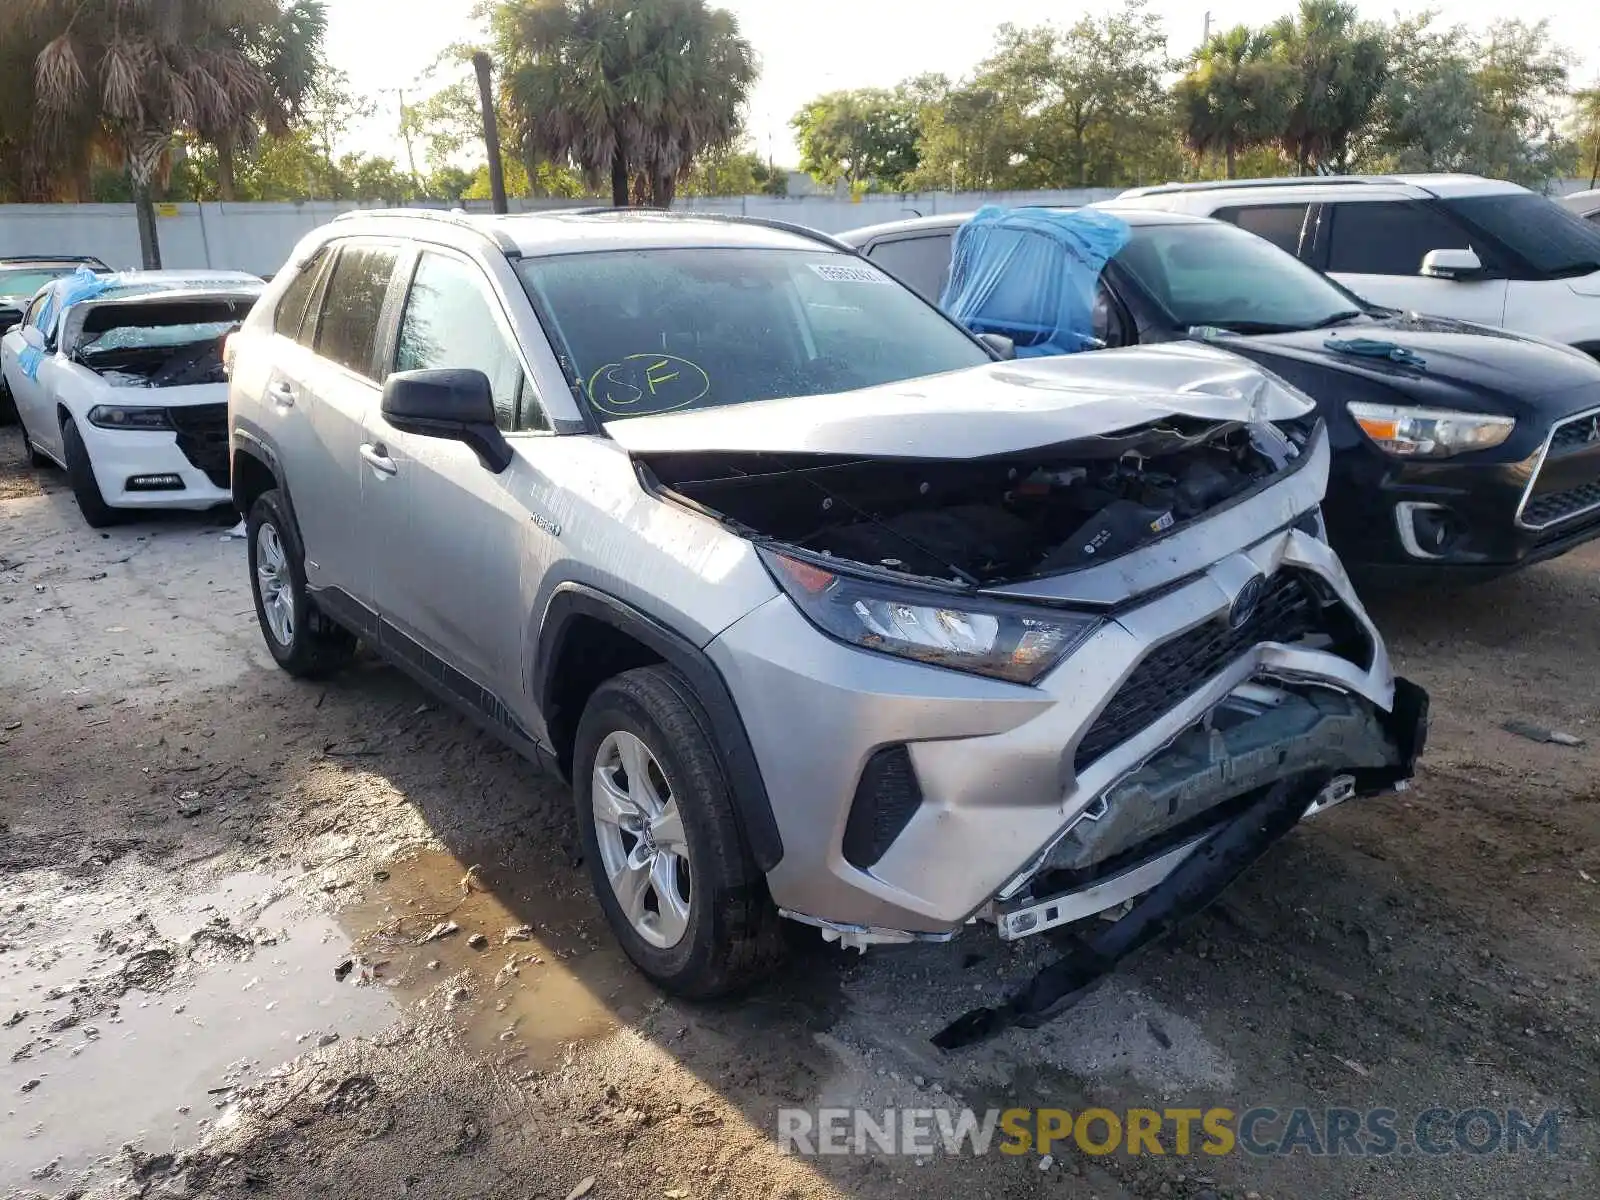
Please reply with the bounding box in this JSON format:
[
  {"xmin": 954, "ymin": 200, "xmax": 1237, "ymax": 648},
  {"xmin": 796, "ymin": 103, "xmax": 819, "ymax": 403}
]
[
  {"xmin": 1524, "ymin": 480, "xmax": 1600, "ymax": 528},
  {"xmin": 1549, "ymin": 416, "xmax": 1600, "ymax": 455},
  {"xmin": 841, "ymin": 745, "xmax": 923, "ymax": 870},
  {"xmin": 1072, "ymin": 571, "xmax": 1363, "ymax": 773},
  {"xmin": 168, "ymin": 403, "xmax": 229, "ymax": 489}
]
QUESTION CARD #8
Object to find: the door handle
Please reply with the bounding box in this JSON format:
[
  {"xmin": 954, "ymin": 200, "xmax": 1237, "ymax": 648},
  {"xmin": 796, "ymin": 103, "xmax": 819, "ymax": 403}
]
[
  {"xmin": 360, "ymin": 442, "xmax": 397, "ymax": 476},
  {"xmin": 266, "ymin": 380, "xmax": 296, "ymax": 408}
]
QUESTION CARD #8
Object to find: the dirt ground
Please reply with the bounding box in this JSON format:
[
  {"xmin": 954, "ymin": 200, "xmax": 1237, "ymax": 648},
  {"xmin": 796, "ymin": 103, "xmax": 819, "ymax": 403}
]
[{"xmin": 2, "ymin": 422, "xmax": 1596, "ymax": 1200}]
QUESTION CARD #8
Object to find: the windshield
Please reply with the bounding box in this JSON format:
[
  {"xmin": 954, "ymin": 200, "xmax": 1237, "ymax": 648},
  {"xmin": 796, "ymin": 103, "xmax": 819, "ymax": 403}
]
[
  {"xmin": 0, "ymin": 266, "xmax": 85, "ymax": 297},
  {"xmin": 1442, "ymin": 193, "xmax": 1600, "ymax": 277},
  {"xmin": 516, "ymin": 248, "xmax": 990, "ymax": 420},
  {"xmin": 1114, "ymin": 221, "xmax": 1363, "ymax": 332}
]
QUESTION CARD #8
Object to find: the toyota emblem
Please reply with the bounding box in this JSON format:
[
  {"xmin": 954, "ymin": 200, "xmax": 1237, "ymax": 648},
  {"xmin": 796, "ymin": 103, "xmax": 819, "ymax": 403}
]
[{"xmin": 1229, "ymin": 575, "xmax": 1267, "ymax": 629}]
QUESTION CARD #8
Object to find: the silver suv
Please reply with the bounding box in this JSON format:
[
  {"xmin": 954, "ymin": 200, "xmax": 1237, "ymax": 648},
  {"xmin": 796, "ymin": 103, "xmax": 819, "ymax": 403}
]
[{"xmin": 227, "ymin": 208, "xmax": 1426, "ymax": 1015}]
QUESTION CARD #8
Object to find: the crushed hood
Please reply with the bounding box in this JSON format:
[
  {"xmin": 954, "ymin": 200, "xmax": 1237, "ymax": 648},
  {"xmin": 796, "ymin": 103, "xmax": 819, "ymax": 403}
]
[{"xmin": 606, "ymin": 342, "xmax": 1313, "ymax": 460}]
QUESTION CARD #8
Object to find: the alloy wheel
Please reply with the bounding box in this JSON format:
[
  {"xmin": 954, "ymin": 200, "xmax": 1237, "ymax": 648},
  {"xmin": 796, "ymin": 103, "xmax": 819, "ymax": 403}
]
[
  {"xmin": 591, "ymin": 729, "xmax": 693, "ymax": 949},
  {"xmin": 255, "ymin": 522, "xmax": 295, "ymax": 647}
]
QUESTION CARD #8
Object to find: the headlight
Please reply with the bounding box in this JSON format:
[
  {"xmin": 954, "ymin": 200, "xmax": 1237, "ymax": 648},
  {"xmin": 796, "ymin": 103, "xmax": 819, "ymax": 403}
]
[
  {"xmin": 761, "ymin": 549, "xmax": 1100, "ymax": 684},
  {"xmin": 1347, "ymin": 402, "xmax": 1513, "ymax": 458},
  {"xmin": 87, "ymin": 404, "xmax": 172, "ymax": 431}
]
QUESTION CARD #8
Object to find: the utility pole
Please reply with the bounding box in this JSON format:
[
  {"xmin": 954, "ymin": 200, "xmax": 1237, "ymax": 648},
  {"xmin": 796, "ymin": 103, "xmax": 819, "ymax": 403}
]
[
  {"xmin": 1203, "ymin": 11, "xmax": 1212, "ymax": 42},
  {"xmin": 472, "ymin": 51, "xmax": 508, "ymax": 215}
]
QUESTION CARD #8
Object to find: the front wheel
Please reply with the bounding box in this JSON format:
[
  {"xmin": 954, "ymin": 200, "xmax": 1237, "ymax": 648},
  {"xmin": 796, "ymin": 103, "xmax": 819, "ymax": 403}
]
[
  {"xmin": 247, "ymin": 488, "xmax": 356, "ymax": 678},
  {"xmin": 574, "ymin": 665, "xmax": 784, "ymax": 998},
  {"xmin": 61, "ymin": 415, "xmax": 120, "ymax": 528}
]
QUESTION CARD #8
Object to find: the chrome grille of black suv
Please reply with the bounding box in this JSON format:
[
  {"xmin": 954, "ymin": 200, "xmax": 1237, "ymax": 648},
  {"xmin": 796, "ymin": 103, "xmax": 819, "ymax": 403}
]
[
  {"xmin": 168, "ymin": 403, "xmax": 230, "ymax": 490},
  {"xmin": 1524, "ymin": 480, "xmax": 1600, "ymax": 528},
  {"xmin": 1072, "ymin": 570, "xmax": 1367, "ymax": 773}
]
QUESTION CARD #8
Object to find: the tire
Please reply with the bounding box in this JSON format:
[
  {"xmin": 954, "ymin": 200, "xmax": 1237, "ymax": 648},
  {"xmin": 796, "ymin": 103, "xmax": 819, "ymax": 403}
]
[
  {"xmin": 0, "ymin": 375, "xmax": 16, "ymax": 426},
  {"xmin": 246, "ymin": 488, "xmax": 357, "ymax": 678},
  {"xmin": 61, "ymin": 415, "xmax": 121, "ymax": 528},
  {"xmin": 19, "ymin": 418, "xmax": 50, "ymax": 468},
  {"xmin": 574, "ymin": 665, "xmax": 785, "ymax": 998}
]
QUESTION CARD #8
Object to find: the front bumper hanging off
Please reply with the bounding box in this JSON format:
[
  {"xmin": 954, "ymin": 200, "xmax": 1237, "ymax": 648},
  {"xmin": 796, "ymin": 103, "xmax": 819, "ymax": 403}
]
[{"xmin": 932, "ymin": 677, "xmax": 1428, "ymax": 1050}]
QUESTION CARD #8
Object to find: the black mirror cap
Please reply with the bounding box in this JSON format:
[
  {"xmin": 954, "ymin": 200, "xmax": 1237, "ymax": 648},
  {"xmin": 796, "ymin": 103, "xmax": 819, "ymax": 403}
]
[{"xmin": 381, "ymin": 368, "xmax": 513, "ymax": 473}]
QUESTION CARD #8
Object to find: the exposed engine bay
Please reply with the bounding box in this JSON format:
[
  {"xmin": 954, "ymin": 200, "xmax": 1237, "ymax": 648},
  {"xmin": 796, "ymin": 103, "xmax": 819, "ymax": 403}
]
[
  {"xmin": 644, "ymin": 417, "xmax": 1309, "ymax": 585},
  {"xmin": 69, "ymin": 297, "xmax": 250, "ymax": 389}
]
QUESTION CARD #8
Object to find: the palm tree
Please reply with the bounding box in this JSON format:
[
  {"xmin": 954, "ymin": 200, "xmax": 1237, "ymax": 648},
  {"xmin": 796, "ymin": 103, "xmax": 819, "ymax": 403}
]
[
  {"xmin": 493, "ymin": 0, "xmax": 757, "ymax": 207},
  {"xmin": 1268, "ymin": 0, "xmax": 1388, "ymax": 174},
  {"xmin": 214, "ymin": 1, "xmax": 331, "ymax": 202},
  {"xmin": 21, "ymin": 0, "xmax": 309, "ymax": 264},
  {"xmin": 1172, "ymin": 26, "xmax": 1285, "ymax": 178}
]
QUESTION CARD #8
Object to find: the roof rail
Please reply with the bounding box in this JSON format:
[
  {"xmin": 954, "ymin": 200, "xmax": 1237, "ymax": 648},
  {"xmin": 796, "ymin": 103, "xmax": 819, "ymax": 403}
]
[
  {"xmin": 506, "ymin": 204, "xmax": 856, "ymax": 252},
  {"xmin": 1123, "ymin": 175, "xmax": 1403, "ymax": 198},
  {"xmin": 330, "ymin": 207, "xmax": 521, "ymax": 255}
]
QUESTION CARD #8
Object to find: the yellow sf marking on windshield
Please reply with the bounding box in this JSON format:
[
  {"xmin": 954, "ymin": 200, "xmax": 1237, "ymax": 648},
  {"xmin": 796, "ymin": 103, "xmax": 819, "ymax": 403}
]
[{"xmin": 645, "ymin": 358, "xmax": 679, "ymax": 393}]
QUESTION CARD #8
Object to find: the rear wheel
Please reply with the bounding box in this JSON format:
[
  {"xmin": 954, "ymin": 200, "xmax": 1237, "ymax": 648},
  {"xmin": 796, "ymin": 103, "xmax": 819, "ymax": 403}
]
[
  {"xmin": 61, "ymin": 415, "xmax": 121, "ymax": 528},
  {"xmin": 0, "ymin": 375, "xmax": 15, "ymax": 426},
  {"xmin": 574, "ymin": 665, "xmax": 784, "ymax": 998},
  {"xmin": 247, "ymin": 488, "xmax": 357, "ymax": 678}
]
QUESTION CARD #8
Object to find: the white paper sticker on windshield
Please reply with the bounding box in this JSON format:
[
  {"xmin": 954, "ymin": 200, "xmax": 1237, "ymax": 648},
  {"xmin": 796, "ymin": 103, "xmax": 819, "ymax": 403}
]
[{"xmin": 809, "ymin": 262, "xmax": 890, "ymax": 284}]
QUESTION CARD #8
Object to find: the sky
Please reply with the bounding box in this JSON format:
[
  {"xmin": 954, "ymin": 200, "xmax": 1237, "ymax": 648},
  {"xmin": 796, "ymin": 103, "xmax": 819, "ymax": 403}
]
[{"xmin": 325, "ymin": 0, "xmax": 1600, "ymax": 171}]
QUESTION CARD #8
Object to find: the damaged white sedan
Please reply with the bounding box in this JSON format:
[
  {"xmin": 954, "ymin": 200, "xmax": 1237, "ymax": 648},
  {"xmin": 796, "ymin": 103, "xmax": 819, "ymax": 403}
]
[{"xmin": 0, "ymin": 268, "xmax": 262, "ymax": 527}]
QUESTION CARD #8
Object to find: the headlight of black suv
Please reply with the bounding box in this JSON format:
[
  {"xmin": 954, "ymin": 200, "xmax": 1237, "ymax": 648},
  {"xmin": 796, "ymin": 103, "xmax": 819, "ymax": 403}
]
[{"xmin": 761, "ymin": 548, "xmax": 1101, "ymax": 685}]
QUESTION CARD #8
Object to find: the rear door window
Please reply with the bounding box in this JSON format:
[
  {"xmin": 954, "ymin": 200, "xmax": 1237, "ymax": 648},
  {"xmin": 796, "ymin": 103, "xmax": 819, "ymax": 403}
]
[
  {"xmin": 1214, "ymin": 204, "xmax": 1311, "ymax": 256},
  {"xmin": 865, "ymin": 234, "xmax": 955, "ymax": 302},
  {"xmin": 313, "ymin": 245, "xmax": 398, "ymax": 378},
  {"xmin": 1325, "ymin": 201, "xmax": 1471, "ymax": 276}
]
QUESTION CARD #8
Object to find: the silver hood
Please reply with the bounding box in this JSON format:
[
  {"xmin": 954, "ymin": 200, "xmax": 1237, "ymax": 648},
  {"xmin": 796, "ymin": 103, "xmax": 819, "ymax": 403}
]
[{"xmin": 606, "ymin": 342, "xmax": 1314, "ymax": 460}]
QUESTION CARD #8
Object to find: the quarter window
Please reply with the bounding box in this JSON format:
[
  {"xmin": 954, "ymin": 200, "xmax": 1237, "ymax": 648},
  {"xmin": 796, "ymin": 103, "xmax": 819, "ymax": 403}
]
[
  {"xmin": 1325, "ymin": 202, "xmax": 1471, "ymax": 276},
  {"xmin": 866, "ymin": 235, "xmax": 954, "ymax": 302},
  {"xmin": 1214, "ymin": 203, "xmax": 1310, "ymax": 256},
  {"xmin": 274, "ymin": 250, "xmax": 326, "ymax": 344},
  {"xmin": 394, "ymin": 252, "xmax": 542, "ymax": 432},
  {"xmin": 314, "ymin": 245, "xmax": 398, "ymax": 379}
]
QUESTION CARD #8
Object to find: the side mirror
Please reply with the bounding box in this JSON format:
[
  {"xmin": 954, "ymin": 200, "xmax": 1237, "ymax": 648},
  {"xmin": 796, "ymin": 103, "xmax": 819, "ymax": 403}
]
[
  {"xmin": 380, "ymin": 368, "xmax": 513, "ymax": 473},
  {"xmin": 19, "ymin": 326, "xmax": 45, "ymax": 351},
  {"xmin": 977, "ymin": 332, "xmax": 1017, "ymax": 360},
  {"xmin": 1420, "ymin": 247, "xmax": 1483, "ymax": 281}
]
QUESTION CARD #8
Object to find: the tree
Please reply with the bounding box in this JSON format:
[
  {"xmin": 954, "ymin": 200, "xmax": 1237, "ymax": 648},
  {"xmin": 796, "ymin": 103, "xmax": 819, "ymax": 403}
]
[
  {"xmin": 22, "ymin": 0, "xmax": 312, "ymax": 265},
  {"xmin": 1172, "ymin": 26, "xmax": 1289, "ymax": 178},
  {"xmin": 492, "ymin": 0, "xmax": 757, "ymax": 207},
  {"xmin": 1361, "ymin": 14, "xmax": 1574, "ymax": 187},
  {"xmin": 791, "ymin": 88, "xmax": 921, "ymax": 190},
  {"xmin": 302, "ymin": 68, "xmax": 376, "ymax": 197},
  {"xmin": 1267, "ymin": 0, "xmax": 1388, "ymax": 174},
  {"xmin": 680, "ymin": 146, "xmax": 785, "ymax": 195},
  {"xmin": 903, "ymin": 4, "xmax": 1177, "ymax": 192},
  {"xmin": 1575, "ymin": 86, "xmax": 1600, "ymax": 189},
  {"xmin": 213, "ymin": 1, "xmax": 329, "ymax": 201}
]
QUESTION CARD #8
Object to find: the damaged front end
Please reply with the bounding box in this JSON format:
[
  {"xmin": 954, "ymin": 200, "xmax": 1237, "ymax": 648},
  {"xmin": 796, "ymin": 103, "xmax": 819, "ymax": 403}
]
[{"xmin": 630, "ymin": 347, "xmax": 1426, "ymax": 1042}]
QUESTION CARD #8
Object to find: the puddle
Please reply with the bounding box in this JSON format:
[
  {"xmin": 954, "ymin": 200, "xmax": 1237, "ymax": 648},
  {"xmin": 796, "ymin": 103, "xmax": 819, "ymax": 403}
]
[
  {"xmin": 0, "ymin": 872, "xmax": 394, "ymax": 1194},
  {"xmin": 338, "ymin": 848, "xmax": 656, "ymax": 1067}
]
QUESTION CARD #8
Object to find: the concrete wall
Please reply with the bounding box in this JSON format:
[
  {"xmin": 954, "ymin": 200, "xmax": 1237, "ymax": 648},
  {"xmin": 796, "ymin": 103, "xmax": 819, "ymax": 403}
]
[{"xmin": 2, "ymin": 180, "xmax": 1594, "ymax": 275}]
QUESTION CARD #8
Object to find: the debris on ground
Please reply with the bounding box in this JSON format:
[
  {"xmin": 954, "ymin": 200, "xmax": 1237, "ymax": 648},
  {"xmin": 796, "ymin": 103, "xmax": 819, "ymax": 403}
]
[
  {"xmin": 1503, "ymin": 719, "xmax": 1585, "ymax": 746},
  {"xmin": 420, "ymin": 921, "xmax": 460, "ymax": 944}
]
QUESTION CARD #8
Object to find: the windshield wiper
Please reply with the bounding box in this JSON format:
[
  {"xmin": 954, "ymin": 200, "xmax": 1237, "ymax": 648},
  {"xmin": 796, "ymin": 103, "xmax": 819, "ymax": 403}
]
[{"xmin": 1310, "ymin": 309, "xmax": 1366, "ymax": 329}]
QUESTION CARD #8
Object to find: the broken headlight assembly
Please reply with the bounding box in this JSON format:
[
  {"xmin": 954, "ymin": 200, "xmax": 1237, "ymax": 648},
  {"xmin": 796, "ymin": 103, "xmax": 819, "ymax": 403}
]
[
  {"xmin": 1347, "ymin": 402, "xmax": 1513, "ymax": 458},
  {"xmin": 761, "ymin": 548, "xmax": 1100, "ymax": 684}
]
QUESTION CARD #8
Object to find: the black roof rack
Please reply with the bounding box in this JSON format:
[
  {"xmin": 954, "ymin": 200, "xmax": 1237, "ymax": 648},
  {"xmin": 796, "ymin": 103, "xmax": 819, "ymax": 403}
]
[{"xmin": 331, "ymin": 207, "xmax": 522, "ymax": 255}]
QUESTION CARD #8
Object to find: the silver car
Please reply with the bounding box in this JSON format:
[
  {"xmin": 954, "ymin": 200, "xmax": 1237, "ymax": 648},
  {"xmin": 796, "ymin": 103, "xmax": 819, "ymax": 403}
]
[{"xmin": 227, "ymin": 209, "xmax": 1426, "ymax": 1019}]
